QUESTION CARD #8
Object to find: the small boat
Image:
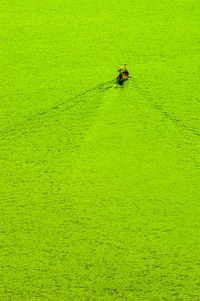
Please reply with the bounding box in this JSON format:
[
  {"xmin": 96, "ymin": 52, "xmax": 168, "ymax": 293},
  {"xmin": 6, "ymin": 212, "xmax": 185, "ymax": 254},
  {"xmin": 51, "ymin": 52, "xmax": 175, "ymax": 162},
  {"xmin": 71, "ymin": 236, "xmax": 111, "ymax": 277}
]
[{"xmin": 116, "ymin": 70, "xmax": 130, "ymax": 85}]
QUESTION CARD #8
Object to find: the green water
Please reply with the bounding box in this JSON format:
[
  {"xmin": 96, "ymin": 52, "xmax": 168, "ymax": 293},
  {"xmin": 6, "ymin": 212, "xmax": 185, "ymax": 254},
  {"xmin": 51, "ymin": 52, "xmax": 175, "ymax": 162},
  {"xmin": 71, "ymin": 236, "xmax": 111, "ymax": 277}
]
[{"xmin": 1, "ymin": 0, "xmax": 200, "ymax": 300}]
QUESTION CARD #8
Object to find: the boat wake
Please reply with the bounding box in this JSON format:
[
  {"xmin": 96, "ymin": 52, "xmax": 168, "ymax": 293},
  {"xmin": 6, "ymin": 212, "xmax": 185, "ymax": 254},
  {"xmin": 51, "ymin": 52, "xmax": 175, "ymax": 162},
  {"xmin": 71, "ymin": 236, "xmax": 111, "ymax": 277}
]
[
  {"xmin": 129, "ymin": 80, "xmax": 200, "ymax": 138},
  {"xmin": 0, "ymin": 79, "xmax": 115, "ymax": 137}
]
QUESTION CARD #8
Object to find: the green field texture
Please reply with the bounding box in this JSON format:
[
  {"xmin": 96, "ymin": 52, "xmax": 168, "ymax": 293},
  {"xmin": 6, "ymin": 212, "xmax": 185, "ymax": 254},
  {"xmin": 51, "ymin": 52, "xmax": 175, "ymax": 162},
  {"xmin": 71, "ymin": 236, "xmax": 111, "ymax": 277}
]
[{"xmin": 1, "ymin": 0, "xmax": 200, "ymax": 300}]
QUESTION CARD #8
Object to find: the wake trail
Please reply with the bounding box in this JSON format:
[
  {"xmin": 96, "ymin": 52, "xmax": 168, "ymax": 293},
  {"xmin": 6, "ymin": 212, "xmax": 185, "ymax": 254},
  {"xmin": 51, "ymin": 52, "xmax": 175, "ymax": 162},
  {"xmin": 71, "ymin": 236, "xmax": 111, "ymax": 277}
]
[
  {"xmin": 0, "ymin": 79, "xmax": 115, "ymax": 137},
  {"xmin": 130, "ymin": 80, "xmax": 200, "ymax": 138}
]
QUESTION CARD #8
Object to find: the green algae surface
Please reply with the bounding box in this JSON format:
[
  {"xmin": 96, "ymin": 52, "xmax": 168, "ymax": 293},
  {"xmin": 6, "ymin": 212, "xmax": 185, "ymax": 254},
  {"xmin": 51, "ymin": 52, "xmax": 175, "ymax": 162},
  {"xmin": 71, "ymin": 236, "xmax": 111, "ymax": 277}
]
[{"xmin": 1, "ymin": 0, "xmax": 200, "ymax": 300}]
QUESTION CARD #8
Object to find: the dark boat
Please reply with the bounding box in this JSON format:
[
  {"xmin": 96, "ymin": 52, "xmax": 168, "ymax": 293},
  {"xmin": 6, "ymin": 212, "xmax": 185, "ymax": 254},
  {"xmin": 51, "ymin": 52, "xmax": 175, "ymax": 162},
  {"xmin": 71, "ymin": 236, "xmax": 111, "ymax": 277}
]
[
  {"xmin": 116, "ymin": 70, "xmax": 130, "ymax": 85},
  {"xmin": 117, "ymin": 77, "xmax": 129, "ymax": 85}
]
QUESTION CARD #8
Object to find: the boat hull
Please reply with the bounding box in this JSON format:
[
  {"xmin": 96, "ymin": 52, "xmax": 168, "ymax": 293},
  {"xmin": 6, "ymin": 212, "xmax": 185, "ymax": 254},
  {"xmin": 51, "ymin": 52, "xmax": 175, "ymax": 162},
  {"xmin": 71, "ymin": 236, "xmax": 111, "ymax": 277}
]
[{"xmin": 117, "ymin": 77, "xmax": 129, "ymax": 85}]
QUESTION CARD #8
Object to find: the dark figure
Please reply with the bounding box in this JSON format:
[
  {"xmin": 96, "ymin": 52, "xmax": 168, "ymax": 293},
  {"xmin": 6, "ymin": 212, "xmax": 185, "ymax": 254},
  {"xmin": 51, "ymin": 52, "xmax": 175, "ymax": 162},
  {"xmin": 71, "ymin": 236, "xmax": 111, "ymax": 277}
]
[{"xmin": 117, "ymin": 64, "xmax": 130, "ymax": 81}]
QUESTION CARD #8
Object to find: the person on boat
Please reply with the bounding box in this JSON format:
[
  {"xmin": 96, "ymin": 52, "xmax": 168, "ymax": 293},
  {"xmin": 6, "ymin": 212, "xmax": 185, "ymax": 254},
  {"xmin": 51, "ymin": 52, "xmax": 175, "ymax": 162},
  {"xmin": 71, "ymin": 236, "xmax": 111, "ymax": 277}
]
[
  {"xmin": 117, "ymin": 64, "xmax": 129, "ymax": 79},
  {"xmin": 118, "ymin": 64, "xmax": 127, "ymax": 73}
]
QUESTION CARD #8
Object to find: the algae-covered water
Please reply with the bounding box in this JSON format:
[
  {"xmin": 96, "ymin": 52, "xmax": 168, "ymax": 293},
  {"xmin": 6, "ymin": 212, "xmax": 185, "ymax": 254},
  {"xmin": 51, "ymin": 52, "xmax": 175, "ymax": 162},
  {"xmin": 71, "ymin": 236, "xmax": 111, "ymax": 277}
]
[{"xmin": 1, "ymin": 0, "xmax": 200, "ymax": 300}]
